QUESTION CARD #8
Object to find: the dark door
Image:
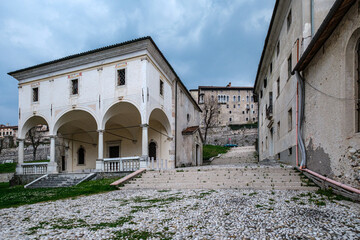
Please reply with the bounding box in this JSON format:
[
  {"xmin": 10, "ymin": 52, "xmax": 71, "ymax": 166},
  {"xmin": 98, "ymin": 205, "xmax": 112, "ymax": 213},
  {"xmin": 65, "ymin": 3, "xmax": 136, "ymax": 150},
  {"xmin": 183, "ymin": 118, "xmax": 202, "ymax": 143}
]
[
  {"xmin": 109, "ymin": 146, "xmax": 120, "ymax": 158},
  {"xmin": 196, "ymin": 144, "xmax": 199, "ymax": 166},
  {"xmin": 149, "ymin": 142, "xmax": 156, "ymax": 160},
  {"xmin": 61, "ymin": 156, "xmax": 66, "ymax": 171}
]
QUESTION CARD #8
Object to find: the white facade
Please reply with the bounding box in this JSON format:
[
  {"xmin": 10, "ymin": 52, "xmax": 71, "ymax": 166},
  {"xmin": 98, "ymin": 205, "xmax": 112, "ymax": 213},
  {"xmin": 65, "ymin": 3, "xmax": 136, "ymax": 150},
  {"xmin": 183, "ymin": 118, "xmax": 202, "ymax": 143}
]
[{"xmin": 9, "ymin": 37, "xmax": 202, "ymax": 174}]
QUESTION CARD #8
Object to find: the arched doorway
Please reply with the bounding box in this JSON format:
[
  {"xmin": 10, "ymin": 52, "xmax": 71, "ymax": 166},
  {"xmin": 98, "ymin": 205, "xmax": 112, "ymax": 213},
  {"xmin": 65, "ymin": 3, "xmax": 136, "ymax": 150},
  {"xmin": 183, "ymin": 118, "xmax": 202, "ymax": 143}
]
[{"xmin": 149, "ymin": 142, "xmax": 157, "ymax": 160}]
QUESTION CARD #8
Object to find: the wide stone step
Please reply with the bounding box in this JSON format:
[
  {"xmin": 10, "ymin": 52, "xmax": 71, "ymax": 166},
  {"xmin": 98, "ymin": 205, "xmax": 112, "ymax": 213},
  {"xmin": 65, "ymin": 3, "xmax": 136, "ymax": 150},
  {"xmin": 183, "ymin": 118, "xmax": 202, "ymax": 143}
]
[{"xmin": 25, "ymin": 173, "xmax": 96, "ymax": 188}]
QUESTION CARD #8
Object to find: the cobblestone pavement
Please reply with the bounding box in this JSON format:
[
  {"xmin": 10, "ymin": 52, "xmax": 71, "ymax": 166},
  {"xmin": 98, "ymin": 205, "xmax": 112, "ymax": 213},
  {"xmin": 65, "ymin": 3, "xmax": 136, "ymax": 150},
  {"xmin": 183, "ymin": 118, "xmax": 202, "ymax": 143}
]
[{"xmin": 0, "ymin": 188, "xmax": 359, "ymax": 239}]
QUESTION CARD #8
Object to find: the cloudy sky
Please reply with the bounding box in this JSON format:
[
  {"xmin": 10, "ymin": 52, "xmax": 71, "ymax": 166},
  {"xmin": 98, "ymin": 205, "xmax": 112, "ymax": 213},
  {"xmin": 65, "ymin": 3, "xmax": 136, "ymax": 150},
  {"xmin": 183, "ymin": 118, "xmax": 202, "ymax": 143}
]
[{"xmin": 0, "ymin": 0, "xmax": 275, "ymax": 125}]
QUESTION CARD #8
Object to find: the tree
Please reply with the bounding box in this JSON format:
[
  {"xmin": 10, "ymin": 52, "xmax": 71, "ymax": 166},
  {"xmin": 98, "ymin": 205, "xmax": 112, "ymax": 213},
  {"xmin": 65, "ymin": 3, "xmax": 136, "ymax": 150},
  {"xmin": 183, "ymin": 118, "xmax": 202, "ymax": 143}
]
[
  {"xmin": 202, "ymin": 96, "xmax": 220, "ymax": 144},
  {"xmin": 26, "ymin": 126, "xmax": 45, "ymax": 161}
]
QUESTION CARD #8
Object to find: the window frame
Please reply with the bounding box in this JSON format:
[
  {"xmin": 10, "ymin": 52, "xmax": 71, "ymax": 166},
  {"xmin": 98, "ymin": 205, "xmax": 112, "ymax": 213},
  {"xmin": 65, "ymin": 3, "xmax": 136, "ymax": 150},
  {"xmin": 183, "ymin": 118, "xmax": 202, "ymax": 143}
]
[
  {"xmin": 288, "ymin": 108, "xmax": 293, "ymax": 132},
  {"xmin": 116, "ymin": 68, "xmax": 126, "ymax": 87},
  {"xmin": 32, "ymin": 87, "xmax": 39, "ymax": 103},
  {"xmin": 287, "ymin": 9, "xmax": 292, "ymax": 31},
  {"xmin": 159, "ymin": 79, "xmax": 164, "ymax": 97},
  {"xmin": 70, "ymin": 78, "xmax": 79, "ymax": 96}
]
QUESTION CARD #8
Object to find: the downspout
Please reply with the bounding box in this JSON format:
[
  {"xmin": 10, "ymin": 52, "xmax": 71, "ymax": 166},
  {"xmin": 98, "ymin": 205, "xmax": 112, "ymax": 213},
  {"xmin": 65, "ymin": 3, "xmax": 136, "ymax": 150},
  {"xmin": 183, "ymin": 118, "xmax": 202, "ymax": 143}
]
[
  {"xmin": 257, "ymin": 94, "xmax": 260, "ymax": 162},
  {"xmin": 311, "ymin": 0, "xmax": 314, "ymax": 37},
  {"xmin": 296, "ymin": 39, "xmax": 300, "ymax": 167},
  {"xmin": 295, "ymin": 71, "xmax": 306, "ymax": 169},
  {"xmin": 295, "ymin": 70, "xmax": 360, "ymax": 195},
  {"xmin": 174, "ymin": 78, "xmax": 178, "ymax": 168}
]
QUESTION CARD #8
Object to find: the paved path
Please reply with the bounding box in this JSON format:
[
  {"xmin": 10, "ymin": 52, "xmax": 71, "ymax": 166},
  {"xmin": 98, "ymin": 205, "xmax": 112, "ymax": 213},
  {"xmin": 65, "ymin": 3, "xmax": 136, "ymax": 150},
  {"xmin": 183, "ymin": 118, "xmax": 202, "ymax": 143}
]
[
  {"xmin": 0, "ymin": 189, "xmax": 359, "ymax": 239},
  {"xmin": 210, "ymin": 146, "xmax": 257, "ymax": 165}
]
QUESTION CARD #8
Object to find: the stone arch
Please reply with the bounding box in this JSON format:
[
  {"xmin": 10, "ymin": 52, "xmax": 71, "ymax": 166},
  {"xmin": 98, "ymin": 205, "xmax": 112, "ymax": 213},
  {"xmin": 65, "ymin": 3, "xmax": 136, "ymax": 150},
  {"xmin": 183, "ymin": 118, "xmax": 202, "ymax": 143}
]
[
  {"xmin": 101, "ymin": 101, "xmax": 142, "ymax": 130},
  {"xmin": 344, "ymin": 27, "xmax": 360, "ymax": 134},
  {"xmin": 148, "ymin": 108, "xmax": 171, "ymax": 135},
  {"xmin": 53, "ymin": 108, "xmax": 99, "ymax": 134},
  {"xmin": 19, "ymin": 115, "xmax": 50, "ymax": 139}
]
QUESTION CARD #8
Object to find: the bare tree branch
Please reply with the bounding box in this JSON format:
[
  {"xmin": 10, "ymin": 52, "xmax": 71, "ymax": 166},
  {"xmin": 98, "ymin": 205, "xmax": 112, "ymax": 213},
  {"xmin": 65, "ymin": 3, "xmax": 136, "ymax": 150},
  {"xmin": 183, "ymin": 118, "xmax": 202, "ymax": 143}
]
[
  {"xmin": 201, "ymin": 95, "xmax": 220, "ymax": 144},
  {"xmin": 26, "ymin": 126, "xmax": 46, "ymax": 161}
]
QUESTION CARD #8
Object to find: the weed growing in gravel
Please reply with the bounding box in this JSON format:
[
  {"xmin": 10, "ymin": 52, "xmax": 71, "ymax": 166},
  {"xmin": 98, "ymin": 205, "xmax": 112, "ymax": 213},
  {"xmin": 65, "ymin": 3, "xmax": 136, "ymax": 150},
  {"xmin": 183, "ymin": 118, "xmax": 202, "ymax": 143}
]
[
  {"xmin": 90, "ymin": 216, "xmax": 135, "ymax": 230},
  {"xmin": 157, "ymin": 190, "xmax": 171, "ymax": 192},
  {"xmin": 130, "ymin": 205, "xmax": 158, "ymax": 213},
  {"xmin": 316, "ymin": 189, "xmax": 352, "ymax": 202},
  {"xmin": 27, "ymin": 221, "xmax": 49, "ymax": 235},
  {"xmin": 255, "ymin": 204, "xmax": 263, "ymax": 208},
  {"xmin": 176, "ymin": 170, "xmax": 184, "ymax": 172},
  {"xmin": 248, "ymin": 192, "xmax": 258, "ymax": 196},
  {"xmin": 112, "ymin": 229, "xmax": 174, "ymax": 240}
]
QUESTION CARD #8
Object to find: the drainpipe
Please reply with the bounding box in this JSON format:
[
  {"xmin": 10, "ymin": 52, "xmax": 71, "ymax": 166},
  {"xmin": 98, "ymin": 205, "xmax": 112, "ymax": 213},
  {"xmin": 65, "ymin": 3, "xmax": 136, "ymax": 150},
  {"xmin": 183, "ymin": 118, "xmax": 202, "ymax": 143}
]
[
  {"xmin": 295, "ymin": 70, "xmax": 360, "ymax": 195},
  {"xmin": 295, "ymin": 71, "xmax": 306, "ymax": 169},
  {"xmin": 296, "ymin": 39, "xmax": 300, "ymax": 167},
  {"xmin": 174, "ymin": 78, "xmax": 178, "ymax": 168}
]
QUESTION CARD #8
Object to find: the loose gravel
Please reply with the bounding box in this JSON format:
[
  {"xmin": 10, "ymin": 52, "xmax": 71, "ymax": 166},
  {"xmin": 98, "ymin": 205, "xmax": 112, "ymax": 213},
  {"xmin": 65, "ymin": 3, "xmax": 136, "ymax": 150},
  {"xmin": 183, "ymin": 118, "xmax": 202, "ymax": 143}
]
[{"xmin": 0, "ymin": 188, "xmax": 359, "ymax": 239}]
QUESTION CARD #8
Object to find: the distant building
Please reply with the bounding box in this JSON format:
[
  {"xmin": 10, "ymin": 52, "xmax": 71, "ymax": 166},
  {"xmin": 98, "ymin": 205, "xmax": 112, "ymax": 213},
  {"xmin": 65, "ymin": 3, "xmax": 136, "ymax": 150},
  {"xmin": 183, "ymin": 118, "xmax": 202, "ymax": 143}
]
[
  {"xmin": 0, "ymin": 124, "xmax": 18, "ymax": 141},
  {"xmin": 190, "ymin": 83, "xmax": 258, "ymax": 127}
]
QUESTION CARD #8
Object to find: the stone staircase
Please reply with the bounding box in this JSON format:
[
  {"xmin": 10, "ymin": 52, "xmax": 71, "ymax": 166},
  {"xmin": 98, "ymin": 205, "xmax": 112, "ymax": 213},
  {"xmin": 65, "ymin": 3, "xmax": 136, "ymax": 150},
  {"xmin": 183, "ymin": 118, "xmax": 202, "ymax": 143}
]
[
  {"xmin": 25, "ymin": 173, "xmax": 96, "ymax": 188},
  {"xmin": 121, "ymin": 166, "xmax": 318, "ymax": 191}
]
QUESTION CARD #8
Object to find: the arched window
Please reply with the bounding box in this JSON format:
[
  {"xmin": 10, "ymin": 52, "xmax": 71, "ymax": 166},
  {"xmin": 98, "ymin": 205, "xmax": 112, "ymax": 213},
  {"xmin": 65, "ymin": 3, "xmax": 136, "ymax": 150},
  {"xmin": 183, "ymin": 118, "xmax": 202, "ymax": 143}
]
[
  {"xmin": 78, "ymin": 146, "xmax": 85, "ymax": 165},
  {"xmin": 149, "ymin": 142, "xmax": 157, "ymax": 160},
  {"xmin": 357, "ymin": 40, "xmax": 360, "ymax": 132}
]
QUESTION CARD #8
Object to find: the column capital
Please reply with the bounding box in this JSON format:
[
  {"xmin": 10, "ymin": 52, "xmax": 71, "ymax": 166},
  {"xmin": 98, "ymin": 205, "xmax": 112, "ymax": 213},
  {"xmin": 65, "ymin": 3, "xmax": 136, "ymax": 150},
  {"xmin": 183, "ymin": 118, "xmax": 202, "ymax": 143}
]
[{"xmin": 140, "ymin": 124, "xmax": 149, "ymax": 128}]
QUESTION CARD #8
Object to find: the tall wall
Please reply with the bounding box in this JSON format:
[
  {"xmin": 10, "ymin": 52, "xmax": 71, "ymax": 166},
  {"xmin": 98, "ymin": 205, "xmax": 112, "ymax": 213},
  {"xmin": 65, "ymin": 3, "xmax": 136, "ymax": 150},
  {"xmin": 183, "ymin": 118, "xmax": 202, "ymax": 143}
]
[{"xmin": 302, "ymin": 3, "xmax": 360, "ymax": 188}]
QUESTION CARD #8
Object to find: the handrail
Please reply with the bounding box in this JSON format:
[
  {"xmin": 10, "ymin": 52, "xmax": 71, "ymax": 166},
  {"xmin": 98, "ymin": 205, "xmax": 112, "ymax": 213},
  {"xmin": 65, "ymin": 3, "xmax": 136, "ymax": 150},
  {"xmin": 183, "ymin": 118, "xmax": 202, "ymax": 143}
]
[
  {"xmin": 103, "ymin": 156, "xmax": 140, "ymax": 161},
  {"xmin": 22, "ymin": 162, "xmax": 49, "ymax": 166}
]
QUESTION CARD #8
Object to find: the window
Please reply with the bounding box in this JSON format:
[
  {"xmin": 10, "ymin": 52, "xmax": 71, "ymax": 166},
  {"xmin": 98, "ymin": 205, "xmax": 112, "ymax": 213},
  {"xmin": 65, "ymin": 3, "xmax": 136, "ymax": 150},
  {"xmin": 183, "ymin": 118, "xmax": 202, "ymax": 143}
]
[
  {"xmin": 260, "ymin": 90, "xmax": 263, "ymax": 99},
  {"xmin": 160, "ymin": 79, "xmax": 164, "ymax": 96},
  {"xmin": 238, "ymin": 104, "xmax": 240, "ymax": 108},
  {"xmin": 270, "ymin": 62, "xmax": 273, "ymax": 74},
  {"xmin": 246, "ymin": 118, "xmax": 249, "ymax": 121},
  {"xmin": 251, "ymin": 96, "xmax": 254, "ymax": 102},
  {"xmin": 277, "ymin": 121, "xmax": 280, "ymax": 139},
  {"xmin": 253, "ymin": 118, "xmax": 256, "ymax": 121},
  {"xmin": 78, "ymin": 146, "xmax": 85, "ymax": 165},
  {"xmin": 187, "ymin": 114, "xmax": 190, "ymax": 122},
  {"xmin": 229, "ymin": 118, "xmax": 232, "ymax": 122},
  {"xmin": 288, "ymin": 54, "xmax": 292, "ymax": 79},
  {"xmin": 227, "ymin": 104, "xmax": 229, "ymax": 108},
  {"xmin": 117, "ymin": 68, "xmax": 126, "ymax": 86},
  {"xmin": 226, "ymin": 96, "xmax": 229, "ymax": 102},
  {"xmin": 199, "ymin": 94, "xmax": 204, "ymax": 104},
  {"xmin": 251, "ymin": 104, "xmax": 253, "ymax": 109},
  {"xmin": 242, "ymin": 111, "xmax": 245, "ymax": 114},
  {"xmin": 277, "ymin": 41, "xmax": 280, "ymax": 57},
  {"xmin": 277, "ymin": 78, "xmax": 280, "ymax": 98},
  {"xmin": 246, "ymin": 96, "xmax": 249, "ymax": 102},
  {"xmin": 229, "ymin": 111, "xmax": 232, "ymax": 114},
  {"xmin": 233, "ymin": 96, "xmax": 236, "ymax": 102},
  {"xmin": 233, "ymin": 105, "xmax": 236, "ymax": 108},
  {"xmin": 288, "ymin": 108, "xmax": 293, "ymax": 131},
  {"xmin": 287, "ymin": 9, "xmax": 292, "ymax": 31},
  {"xmin": 264, "ymin": 78, "xmax": 267, "ymax": 88},
  {"xmin": 238, "ymin": 96, "xmax": 241, "ymax": 102},
  {"xmin": 71, "ymin": 79, "xmax": 78, "ymax": 95},
  {"xmin": 288, "ymin": 147, "xmax": 292, "ymax": 155},
  {"xmin": 32, "ymin": 87, "xmax": 39, "ymax": 102}
]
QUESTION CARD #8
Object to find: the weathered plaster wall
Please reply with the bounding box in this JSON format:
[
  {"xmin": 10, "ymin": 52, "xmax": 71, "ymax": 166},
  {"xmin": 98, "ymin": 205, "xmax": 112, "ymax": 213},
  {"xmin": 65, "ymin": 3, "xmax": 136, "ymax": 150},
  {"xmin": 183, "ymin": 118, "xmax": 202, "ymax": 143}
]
[{"xmin": 303, "ymin": 4, "xmax": 360, "ymax": 188}]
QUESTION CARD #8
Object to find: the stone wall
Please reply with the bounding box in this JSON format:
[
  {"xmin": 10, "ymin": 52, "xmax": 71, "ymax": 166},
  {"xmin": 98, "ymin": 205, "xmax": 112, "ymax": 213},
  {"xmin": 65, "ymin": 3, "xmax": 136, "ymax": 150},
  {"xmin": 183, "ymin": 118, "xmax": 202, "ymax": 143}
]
[
  {"xmin": 203, "ymin": 126, "xmax": 257, "ymax": 147},
  {"xmin": 0, "ymin": 173, "xmax": 14, "ymax": 183},
  {"xmin": 0, "ymin": 144, "xmax": 50, "ymax": 162}
]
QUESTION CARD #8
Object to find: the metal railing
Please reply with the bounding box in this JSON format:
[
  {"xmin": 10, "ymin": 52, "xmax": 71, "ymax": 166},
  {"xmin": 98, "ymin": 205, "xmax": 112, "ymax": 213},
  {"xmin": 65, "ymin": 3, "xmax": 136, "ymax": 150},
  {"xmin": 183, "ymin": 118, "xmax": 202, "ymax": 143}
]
[{"xmin": 266, "ymin": 105, "xmax": 273, "ymax": 119}]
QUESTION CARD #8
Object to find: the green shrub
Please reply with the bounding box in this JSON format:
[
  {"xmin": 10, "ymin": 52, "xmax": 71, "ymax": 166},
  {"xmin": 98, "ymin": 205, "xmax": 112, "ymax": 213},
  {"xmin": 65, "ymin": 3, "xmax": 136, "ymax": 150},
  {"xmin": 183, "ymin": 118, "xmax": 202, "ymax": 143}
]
[{"xmin": 0, "ymin": 163, "xmax": 17, "ymax": 173}]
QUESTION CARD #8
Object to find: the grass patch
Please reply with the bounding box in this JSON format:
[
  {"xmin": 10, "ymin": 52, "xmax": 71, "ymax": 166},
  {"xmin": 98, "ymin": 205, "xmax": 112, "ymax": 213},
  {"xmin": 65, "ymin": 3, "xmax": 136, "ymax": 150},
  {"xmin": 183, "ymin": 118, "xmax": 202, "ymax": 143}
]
[
  {"xmin": 248, "ymin": 192, "xmax": 258, "ymax": 197},
  {"xmin": 316, "ymin": 188, "xmax": 352, "ymax": 201},
  {"xmin": 113, "ymin": 229, "xmax": 174, "ymax": 240},
  {"xmin": 0, "ymin": 178, "xmax": 118, "ymax": 209},
  {"xmin": 24, "ymin": 159, "xmax": 50, "ymax": 163},
  {"xmin": 203, "ymin": 145, "xmax": 230, "ymax": 161},
  {"xmin": 0, "ymin": 163, "xmax": 16, "ymax": 173}
]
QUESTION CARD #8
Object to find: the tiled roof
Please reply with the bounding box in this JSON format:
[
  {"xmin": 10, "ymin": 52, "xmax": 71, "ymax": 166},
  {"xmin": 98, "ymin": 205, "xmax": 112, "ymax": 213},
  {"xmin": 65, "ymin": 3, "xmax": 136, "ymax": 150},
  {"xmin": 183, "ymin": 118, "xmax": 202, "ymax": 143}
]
[{"xmin": 182, "ymin": 126, "xmax": 200, "ymax": 135}]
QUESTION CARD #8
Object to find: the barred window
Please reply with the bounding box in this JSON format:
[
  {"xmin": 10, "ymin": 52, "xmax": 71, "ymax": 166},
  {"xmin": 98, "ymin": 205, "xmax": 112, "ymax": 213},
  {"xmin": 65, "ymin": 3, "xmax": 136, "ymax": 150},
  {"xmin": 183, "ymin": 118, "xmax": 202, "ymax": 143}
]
[
  {"xmin": 71, "ymin": 79, "xmax": 78, "ymax": 95},
  {"xmin": 160, "ymin": 79, "xmax": 164, "ymax": 96},
  {"xmin": 117, "ymin": 69, "xmax": 126, "ymax": 86},
  {"xmin": 32, "ymin": 87, "xmax": 39, "ymax": 102}
]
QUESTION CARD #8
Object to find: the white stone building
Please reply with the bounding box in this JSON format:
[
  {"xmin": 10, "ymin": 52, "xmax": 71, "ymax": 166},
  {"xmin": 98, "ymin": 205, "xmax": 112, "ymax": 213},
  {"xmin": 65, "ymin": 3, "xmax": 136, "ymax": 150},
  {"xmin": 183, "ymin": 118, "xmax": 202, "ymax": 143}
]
[{"xmin": 8, "ymin": 37, "xmax": 203, "ymax": 174}]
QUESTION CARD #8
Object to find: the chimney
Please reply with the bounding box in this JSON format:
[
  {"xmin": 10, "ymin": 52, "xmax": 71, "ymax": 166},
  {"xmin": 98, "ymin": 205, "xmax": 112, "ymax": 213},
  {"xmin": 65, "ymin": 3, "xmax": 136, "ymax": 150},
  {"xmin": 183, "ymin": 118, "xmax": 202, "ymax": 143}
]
[
  {"xmin": 6, "ymin": 123, "xmax": 9, "ymax": 126},
  {"xmin": 226, "ymin": 82, "xmax": 231, "ymax": 87}
]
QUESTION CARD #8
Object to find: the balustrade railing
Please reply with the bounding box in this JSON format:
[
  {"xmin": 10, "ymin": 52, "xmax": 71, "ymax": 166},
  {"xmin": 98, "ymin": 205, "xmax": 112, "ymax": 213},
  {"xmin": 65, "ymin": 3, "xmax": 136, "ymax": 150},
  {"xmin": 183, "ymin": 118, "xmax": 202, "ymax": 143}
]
[
  {"xmin": 22, "ymin": 162, "xmax": 48, "ymax": 175},
  {"xmin": 103, "ymin": 156, "xmax": 140, "ymax": 172}
]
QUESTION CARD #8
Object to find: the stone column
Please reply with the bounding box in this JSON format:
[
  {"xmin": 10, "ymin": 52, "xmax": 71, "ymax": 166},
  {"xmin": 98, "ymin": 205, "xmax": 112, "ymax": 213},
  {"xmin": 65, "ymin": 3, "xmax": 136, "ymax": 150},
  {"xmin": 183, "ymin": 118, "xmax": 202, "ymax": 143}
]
[
  {"xmin": 47, "ymin": 135, "xmax": 58, "ymax": 173},
  {"xmin": 140, "ymin": 124, "xmax": 148, "ymax": 169},
  {"xmin": 96, "ymin": 130, "xmax": 104, "ymax": 171},
  {"xmin": 16, "ymin": 139, "xmax": 24, "ymax": 174}
]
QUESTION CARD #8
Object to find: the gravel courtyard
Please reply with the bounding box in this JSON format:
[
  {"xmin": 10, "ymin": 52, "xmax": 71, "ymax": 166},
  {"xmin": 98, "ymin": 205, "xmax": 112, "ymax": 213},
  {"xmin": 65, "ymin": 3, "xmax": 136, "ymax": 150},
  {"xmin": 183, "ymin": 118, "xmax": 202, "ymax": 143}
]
[{"xmin": 0, "ymin": 188, "xmax": 359, "ymax": 239}]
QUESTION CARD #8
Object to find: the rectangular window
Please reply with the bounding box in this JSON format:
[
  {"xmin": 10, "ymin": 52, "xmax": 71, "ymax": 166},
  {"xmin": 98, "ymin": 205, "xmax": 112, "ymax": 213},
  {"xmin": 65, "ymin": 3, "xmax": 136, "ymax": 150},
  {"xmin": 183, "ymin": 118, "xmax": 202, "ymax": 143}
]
[
  {"xmin": 288, "ymin": 54, "xmax": 292, "ymax": 79},
  {"xmin": 287, "ymin": 9, "xmax": 292, "ymax": 31},
  {"xmin": 277, "ymin": 78, "xmax": 280, "ymax": 98},
  {"xmin": 277, "ymin": 41, "xmax": 280, "ymax": 57},
  {"xmin": 160, "ymin": 79, "xmax": 164, "ymax": 96},
  {"xmin": 32, "ymin": 87, "xmax": 39, "ymax": 102},
  {"xmin": 288, "ymin": 108, "xmax": 292, "ymax": 131},
  {"xmin": 71, "ymin": 79, "xmax": 79, "ymax": 95},
  {"xmin": 238, "ymin": 96, "xmax": 241, "ymax": 102},
  {"xmin": 270, "ymin": 62, "xmax": 273, "ymax": 74},
  {"xmin": 277, "ymin": 121, "xmax": 280, "ymax": 139},
  {"xmin": 117, "ymin": 68, "xmax": 126, "ymax": 86},
  {"xmin": 264, "ymin": 78, "xmax": 267, "ymax": 88}
]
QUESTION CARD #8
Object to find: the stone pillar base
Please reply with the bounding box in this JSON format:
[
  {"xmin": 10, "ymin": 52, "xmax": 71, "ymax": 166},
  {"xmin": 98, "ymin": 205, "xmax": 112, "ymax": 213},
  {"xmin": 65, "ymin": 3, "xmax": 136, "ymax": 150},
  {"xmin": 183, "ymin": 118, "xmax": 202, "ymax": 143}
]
[
  {"xmin": 47, "ymin": 162, "xmax": 58, "ymax": 174},
  {"xmin": 96, "ymin": 159, "xmax": 104, "ymax": 171},
  {"xmin": 140, "ymin": 156, "xmax": 148, "ymax": 169},
  {"xmin": 16, "ymin": 164, "xmax": 23, "ymax": 175}
]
